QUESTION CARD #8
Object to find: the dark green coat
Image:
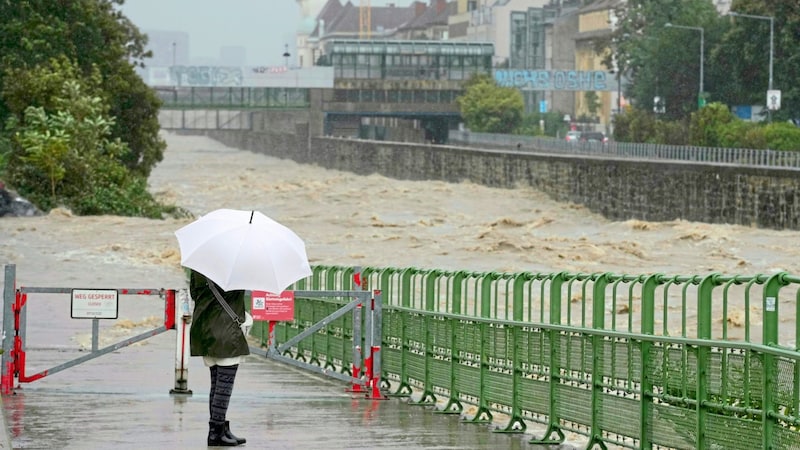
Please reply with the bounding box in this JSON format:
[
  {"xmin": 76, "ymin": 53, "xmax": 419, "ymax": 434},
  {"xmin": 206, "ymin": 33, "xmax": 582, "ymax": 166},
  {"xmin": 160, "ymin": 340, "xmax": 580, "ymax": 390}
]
[{"xmin": 189, "ymin": 270, "xmax": 250, "ymax": 358}]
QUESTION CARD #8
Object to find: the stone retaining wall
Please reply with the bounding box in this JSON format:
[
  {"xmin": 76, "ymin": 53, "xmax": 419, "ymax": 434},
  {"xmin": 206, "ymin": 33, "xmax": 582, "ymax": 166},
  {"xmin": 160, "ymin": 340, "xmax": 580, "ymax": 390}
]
[{"xmin": 185, "ymin": 129, "xmax": 800, "ymax": 230}]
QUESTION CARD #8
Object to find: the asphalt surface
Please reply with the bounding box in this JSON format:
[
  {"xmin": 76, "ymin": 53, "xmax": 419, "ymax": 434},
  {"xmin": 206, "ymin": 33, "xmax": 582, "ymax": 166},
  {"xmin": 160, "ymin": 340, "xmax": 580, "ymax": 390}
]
[{"xmin": 0, "ymin": 331, "xmax": 564, "ymax": 449}]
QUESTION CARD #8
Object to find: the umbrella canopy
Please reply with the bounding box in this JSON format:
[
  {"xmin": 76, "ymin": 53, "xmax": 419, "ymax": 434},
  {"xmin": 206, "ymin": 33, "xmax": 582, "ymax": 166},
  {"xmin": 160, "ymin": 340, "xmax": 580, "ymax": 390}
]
[{"xmin": 175, "ymin": 209, "xmax": 312, "ymax": 293}]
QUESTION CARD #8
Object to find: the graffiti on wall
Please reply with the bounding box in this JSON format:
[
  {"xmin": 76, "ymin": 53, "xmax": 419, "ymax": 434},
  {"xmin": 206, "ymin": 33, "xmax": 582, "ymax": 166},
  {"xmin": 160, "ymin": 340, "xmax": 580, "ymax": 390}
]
[
  {"xmin": 171, "ymin": 66, "xmax": 244, "ymax": 87},
  {"xmin": 494, "ymin": 70, "xmax": 614, "ymax": 91},
  {"xmin": 252, "ymin": 66, "xmax": 288, "ymax": 74}
]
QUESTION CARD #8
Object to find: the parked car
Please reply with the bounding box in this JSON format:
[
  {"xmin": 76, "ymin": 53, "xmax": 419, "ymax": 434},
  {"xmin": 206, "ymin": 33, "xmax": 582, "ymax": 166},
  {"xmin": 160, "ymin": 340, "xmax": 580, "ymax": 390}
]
[
  {"xmin": 565, "ymin": 131, "xmax": 581, "ymax": 143},
  {"xmin": 579, "ymin": 131, "xmax": 608, "ymax": 144}
]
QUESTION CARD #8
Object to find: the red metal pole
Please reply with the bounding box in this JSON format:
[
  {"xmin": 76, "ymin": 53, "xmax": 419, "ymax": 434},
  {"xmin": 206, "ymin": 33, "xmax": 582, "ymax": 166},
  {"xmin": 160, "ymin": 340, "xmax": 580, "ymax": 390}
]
[{"xmin": 164, "ymin": 289, "xmax": 176, "ymax": 330}]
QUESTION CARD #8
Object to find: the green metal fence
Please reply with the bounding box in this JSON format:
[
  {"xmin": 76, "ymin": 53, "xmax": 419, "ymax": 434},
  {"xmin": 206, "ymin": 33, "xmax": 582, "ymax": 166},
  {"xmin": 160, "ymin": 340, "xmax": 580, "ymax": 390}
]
[{"xmin": 254, "ymin": 265, "xmax": 800, "ymax": 450}]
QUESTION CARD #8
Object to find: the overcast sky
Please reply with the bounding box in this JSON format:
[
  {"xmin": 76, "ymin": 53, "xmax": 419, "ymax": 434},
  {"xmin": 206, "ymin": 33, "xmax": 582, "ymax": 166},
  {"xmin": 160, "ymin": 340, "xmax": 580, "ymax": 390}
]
[{"xmin": 120, "ymin": 0, "xmax": 414, "ymax": 66}]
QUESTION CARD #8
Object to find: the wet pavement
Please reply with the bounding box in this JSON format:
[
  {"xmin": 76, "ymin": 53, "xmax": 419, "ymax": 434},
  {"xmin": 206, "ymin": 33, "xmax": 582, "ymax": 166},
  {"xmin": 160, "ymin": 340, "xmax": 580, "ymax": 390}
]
[{"xmin": 0, "ymin": 331, "xmax": 568, "ymax": 449}]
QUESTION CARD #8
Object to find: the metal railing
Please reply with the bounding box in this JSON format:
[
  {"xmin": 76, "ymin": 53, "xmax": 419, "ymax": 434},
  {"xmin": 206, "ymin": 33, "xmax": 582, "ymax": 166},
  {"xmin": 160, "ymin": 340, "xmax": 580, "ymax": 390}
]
[
  {"xmin": 450, "ymin": 130, "xmax": 800, "ymax": 169},
  {"xmin": 155, "ymin": 86, "xmax": 310, "ymax": 109},
  {"xmin": 259, "ymin": 265, "xmax": 800, "ymax": 450}
]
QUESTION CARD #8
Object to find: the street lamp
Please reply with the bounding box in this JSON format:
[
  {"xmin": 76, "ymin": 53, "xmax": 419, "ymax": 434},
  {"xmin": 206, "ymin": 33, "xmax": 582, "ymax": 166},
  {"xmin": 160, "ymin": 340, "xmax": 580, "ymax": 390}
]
[
  {"xmin": 283, "ymin": 43, "xmax": 291, "ymax": 68},
  {"xmin": 727, "ymin": 11, "xmax": 775, "ymax": 121},
  {"xmin": 282, "ymin": 44, "xmax": 291, "ymax": 106},
  {"xmin": 664, "ymin": 23, "xmax": 704, "ymax": 108}
]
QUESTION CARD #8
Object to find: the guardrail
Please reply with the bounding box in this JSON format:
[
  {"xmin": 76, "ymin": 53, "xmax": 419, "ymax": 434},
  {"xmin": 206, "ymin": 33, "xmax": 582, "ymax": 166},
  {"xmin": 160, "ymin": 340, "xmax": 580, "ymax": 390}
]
[
  {"xmin": 261, "ymin": 265, "xmax": 800, "ymax": 449},
  {"xmin": 450, "ymin": 130, "xmax": 800, "ymax": 169}
]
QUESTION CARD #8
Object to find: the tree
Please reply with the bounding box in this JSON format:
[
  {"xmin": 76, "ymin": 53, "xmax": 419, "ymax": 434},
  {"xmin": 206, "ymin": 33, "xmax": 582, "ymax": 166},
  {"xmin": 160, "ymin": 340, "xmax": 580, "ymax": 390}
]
[
  {"xmin": 457, "ymin": 74, "xmax": 524, "ymax": 133},
  {"xmin": 584, "ymin": 91, "xmax": 601, "ymax": 119},
  {"xmin": 4, "ymin": 58, "xmax": 163, "ymax": 217},
  {"xmin": 0, "ymin": 0, "xmax": 165, "ymax": 178},
  {"xmin": 610, "ymin": 1, "xmax": 727, "ymax": 119},
  {"xmin": 712, "ymin": 0, "xmax": 800, "ymax": 121},
  {"xmin": 610, "ymin": 0, "xmax": 800, "ymax": 122}
]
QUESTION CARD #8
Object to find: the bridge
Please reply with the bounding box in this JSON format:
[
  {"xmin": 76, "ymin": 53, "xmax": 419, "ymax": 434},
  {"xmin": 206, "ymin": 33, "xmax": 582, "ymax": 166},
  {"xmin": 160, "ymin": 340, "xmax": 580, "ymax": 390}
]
[{"xmin": 157, "ymin": 39, "xmax": 493, "ymax": 143}]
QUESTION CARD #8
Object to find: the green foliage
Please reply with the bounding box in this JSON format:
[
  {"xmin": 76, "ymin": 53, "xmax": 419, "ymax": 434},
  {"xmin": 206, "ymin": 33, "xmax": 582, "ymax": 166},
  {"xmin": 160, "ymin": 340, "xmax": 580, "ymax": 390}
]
[
  {"xmin": 762, "ymin": 122, "xmax": 800, "ymax": 151},
  {"xmin": 584, "ymin": 91, "xmax": 601, "ymax": 117},
  {"xmin": 613, "ymin": 106, "xmax": 689, "ymax": 145},
  {"xmin": 457, "ymin": 74, "xmax": 524, "ymax": 133},
  {"xmin": 614, "ymin": 103, "xmax": 800, "ymax": 151},
  {"xmin": 689, "ymin": 102, "xmax": 736, "ymax": 147},
  {"xmin": 14, "ymin": 108, "xmax": 71, "ymax": 201},
  {"xmin": 653, "ymin": 119, "xmax": 690, "ymax": 146},
  {"xmin": 0, "ymin": 132, "xmax": 11, "ymax": 176},
  {"xmin": 515, "ymin": 111, "xmax": 568, "ymax": 137},
  {"xmin": 742, "ymin": 125, "xmax": 769, "ymax": 149},
  {"xmin": 611, "ymin": 0, "xmax": 799, "ymax": 122},
  {"xmin": 4, "ymin": 61, "xmax": 165, "ymax": 217},
  {"xmin": 612, "ymin": 0, "xmax": 723, "ymax": 120},
  {"xmin": 716, "ymin": 120, "xmax": 763, "ymax": 148},
  {"xmin": 613, "ymin": 107, "xmax": 656, "ymax": 143},
  {"xmin": 712, "ymin": 0, "xmax": 800, "ymax": 121},
  {"xmin": 0, "ymin": 0, "xmax": 171, "ymax": 217}
]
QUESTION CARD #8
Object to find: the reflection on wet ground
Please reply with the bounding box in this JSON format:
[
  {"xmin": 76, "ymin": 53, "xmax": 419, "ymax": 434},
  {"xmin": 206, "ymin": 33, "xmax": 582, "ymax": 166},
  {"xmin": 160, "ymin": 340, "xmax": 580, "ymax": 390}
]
[{"xmin": 3, "ymin": 344, "xmax": 558, "ymax": 449}]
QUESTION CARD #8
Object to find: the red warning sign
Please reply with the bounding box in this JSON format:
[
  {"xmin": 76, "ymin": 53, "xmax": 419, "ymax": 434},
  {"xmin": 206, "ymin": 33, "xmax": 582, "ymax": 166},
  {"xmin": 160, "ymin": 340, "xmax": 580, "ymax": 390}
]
[{"xmin": 251, "ymin": 290, "xmax": 295, "ymax": 321}]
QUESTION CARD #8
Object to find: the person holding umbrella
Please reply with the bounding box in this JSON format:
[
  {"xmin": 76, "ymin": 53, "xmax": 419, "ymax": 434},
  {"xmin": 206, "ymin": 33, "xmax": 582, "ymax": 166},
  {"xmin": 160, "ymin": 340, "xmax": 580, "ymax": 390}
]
[
  {"xmin": 189, "ymin": 269, "xmax": 249, "ymax": 447},
  {"xmin": 175, "ymin": 209, "xmax": 313, "ymax": 447}
]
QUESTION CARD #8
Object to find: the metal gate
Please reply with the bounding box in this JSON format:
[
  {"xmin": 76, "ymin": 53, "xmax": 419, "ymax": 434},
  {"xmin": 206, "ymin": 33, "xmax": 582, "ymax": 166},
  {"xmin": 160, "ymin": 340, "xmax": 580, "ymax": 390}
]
[
  {"xmin": 250, "ymin": 289, "xmax": 385, "ymax": 399},
  {"xmin": 0, "ymin": 264, "xmax": 188, "ymax": 395},
  {"xmin": 2, "ymin": 264, "xmax": 384, "ymax": 399}
]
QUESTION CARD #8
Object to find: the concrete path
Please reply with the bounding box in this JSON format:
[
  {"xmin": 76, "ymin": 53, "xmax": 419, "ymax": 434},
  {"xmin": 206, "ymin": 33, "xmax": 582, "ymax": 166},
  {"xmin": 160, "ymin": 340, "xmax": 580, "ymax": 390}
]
[{"xmin": 0, "ymin": 332, "xmax": 559, "ymax": 449}]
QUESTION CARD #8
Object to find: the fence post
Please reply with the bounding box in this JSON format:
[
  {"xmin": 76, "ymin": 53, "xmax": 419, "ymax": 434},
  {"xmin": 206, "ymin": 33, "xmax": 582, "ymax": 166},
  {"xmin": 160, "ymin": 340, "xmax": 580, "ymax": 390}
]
[
  {"xmin": 365, "ymin": 291, "xmax": 386, "ymax": 399},
  {"xmin": 639, "ymin": 273, "xmax": 662, "ymax": 449},
  {"xmin": 1, "ymin": 265, "xmax": 16, "ymax": 395},
  {"xmin": 400, "ymin": 268, "xmax": 414, "ymax": 308},
  {"xmin": 531, "ymin": 272, "xmax": 568, "ymax": 445},
  {"xmin": 451, "ymin": 271, "xmax": 465, "ymax": 315},
  {"xmin": 348, "ymin": 300, "xmax": 363, "ymax": 392},
  {"xmin": 170, "ymin": 289, "xmax": 192, "ymax": 395},
  {"xmin": 587, "ymin": 273, "xmax": 611, "ymax": 448},
  {"xmin": 695, "ymin": 273, "xmax": 721, "ymax": 450},
  {"xmin": 424, "ymin": 270, "xmax": 440, "ymax": 312},
  {"xmin": 762, "ymin": 272, "xmax": 788, "ymax": 450},
  {"xmin": 348, "ymin": 268, "xmax": 364, "ymax": 392},
  {"xmin": 512, "ymin": 272, "xmax": 534, "ymax": 322},
  {"xmin": 479, "ymin": 272, "xmax": 496, "ymax": 319}
]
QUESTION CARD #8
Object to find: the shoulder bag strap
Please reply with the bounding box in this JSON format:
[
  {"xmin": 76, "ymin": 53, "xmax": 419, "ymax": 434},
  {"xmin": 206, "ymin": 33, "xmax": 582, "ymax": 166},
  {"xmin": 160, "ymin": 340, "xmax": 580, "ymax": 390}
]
[{"xmin": 205, "ymin": 277, "xmax": 243, "ymax": 326}]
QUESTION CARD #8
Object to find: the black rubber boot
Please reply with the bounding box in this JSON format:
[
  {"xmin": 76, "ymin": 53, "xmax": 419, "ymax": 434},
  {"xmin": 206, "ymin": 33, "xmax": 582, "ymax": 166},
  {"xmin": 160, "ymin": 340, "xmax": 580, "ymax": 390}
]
[
  {"xmin": 208, "ymin": 421, "xmax": 238, "ymax": 446},
  {"xmin": 224, "ymin": 421, "xmax": 246, "ymax": 445}
]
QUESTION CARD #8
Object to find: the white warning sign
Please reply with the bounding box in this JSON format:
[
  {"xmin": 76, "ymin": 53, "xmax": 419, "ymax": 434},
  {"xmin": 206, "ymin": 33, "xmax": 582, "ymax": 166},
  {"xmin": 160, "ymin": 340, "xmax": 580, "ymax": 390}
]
[{"xmin": 71, "ymin": 289, "xmax": 119, "ymax": 319}]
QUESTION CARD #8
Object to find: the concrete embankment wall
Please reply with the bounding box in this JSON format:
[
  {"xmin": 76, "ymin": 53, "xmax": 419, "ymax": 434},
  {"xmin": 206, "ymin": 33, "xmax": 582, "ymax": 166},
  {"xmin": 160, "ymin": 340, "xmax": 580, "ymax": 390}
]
[{"xmin": 183, "ymin": 129, "xmax": 800, "ymax": 230}]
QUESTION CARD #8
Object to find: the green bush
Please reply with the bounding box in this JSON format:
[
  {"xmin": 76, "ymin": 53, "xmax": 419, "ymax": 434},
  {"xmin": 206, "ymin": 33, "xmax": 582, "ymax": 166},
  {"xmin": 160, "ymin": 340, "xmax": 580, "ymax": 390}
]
[
  {"xmin": 516, "ymin": 111, "xmax": 568, "ymax": 137},
  {"xmin": 717, "ymin": 120, "xmax": 759, "ymax": 148},
  {"xmin": 689, "ymin": 102, "xmax": 735, "ymax": 147},
  {"xmin": 71, "ymin": 175, "xmax": 165, "ymax": 218},
  {"xmin": 654, "ymin": 119, "xmax": 690, "ymax": 145},
  {"xmin": 762, "ymin": 122, "xmax": 800, "ymax": 151},
  {"xmin": 628, "ymin": 109, "xmax": 658, "ymax": 143}
]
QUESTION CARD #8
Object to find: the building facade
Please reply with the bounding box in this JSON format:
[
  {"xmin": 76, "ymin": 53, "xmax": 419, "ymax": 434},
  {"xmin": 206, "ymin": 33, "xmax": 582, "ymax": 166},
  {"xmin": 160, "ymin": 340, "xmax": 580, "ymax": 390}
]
[{"xmin": 290, "ymin": 0, "xmax": 649, "ymax": 133}]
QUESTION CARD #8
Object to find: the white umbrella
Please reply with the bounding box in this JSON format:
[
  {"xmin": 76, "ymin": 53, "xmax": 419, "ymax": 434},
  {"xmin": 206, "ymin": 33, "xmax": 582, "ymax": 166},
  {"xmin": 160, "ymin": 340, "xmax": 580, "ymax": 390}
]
[{"xmin": 175, "ymin": 209, "xmax": 312, "ymax": 293}]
